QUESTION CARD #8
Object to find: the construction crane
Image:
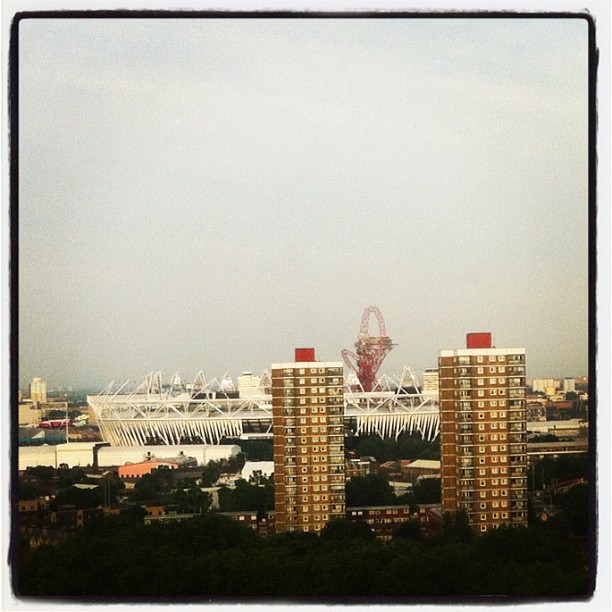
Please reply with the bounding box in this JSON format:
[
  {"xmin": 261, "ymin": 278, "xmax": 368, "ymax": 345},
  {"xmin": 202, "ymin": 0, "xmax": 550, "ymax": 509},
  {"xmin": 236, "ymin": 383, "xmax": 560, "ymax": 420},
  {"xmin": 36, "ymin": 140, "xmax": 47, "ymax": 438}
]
[{"xmin": 342, "ymin": 306, "xmax": 395, "ymax": 392}]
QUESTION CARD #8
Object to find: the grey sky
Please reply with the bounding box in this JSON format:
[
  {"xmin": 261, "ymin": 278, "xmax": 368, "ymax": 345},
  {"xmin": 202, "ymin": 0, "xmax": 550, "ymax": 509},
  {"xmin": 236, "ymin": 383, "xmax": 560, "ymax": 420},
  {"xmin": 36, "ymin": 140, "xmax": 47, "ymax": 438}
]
[{"xmin": 18, "ymin": 16, "xmax": 589, "ymax": 389}]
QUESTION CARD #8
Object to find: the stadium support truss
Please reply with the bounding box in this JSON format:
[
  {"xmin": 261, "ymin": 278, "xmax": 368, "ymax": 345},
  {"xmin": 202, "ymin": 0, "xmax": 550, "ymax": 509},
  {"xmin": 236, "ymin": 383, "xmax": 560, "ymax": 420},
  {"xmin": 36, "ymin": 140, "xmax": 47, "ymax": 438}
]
[{"xmin": 89, "ymin": 368, "xmax": 439, "ymax": 447}]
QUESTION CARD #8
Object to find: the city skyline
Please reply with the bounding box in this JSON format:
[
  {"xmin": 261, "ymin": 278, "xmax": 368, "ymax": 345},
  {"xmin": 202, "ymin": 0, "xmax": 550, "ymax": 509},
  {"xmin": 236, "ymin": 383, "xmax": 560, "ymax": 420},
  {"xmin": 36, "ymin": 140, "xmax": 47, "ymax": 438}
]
[{"xmin": 17, "ymin": 15, "xmax": 590, "ymax": 390}]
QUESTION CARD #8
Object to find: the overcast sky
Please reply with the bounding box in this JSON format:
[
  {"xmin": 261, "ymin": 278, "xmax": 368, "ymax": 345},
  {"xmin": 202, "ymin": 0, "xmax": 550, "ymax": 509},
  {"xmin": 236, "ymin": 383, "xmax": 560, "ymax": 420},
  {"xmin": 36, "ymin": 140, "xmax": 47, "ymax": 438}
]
[{"xmin": 17, "ymin": 15, "xmax": 589, "ymax": 389}]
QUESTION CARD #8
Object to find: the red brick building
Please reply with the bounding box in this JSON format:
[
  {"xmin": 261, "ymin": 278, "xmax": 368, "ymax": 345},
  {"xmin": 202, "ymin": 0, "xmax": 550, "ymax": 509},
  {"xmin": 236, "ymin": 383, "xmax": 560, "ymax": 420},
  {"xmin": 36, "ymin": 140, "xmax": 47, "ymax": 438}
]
[
  {"xmin": 272, "ymin": 349, "xmax": 345, "ymax": 534},
  {"xmin": 439, "ymin": 333, "xmax": 528, "ymax": 533}
]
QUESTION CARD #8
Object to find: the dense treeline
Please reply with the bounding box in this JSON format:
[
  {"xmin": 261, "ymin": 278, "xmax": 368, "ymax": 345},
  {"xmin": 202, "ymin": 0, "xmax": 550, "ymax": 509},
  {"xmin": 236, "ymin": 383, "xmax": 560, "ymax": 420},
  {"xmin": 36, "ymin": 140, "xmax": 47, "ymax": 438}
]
[
  {"xmin": 17, "ymin": 513, "xmax": 589, "ymax": 599},
  {"xmin": 345, "ymin": 434, "xmax": 440, "ymax": 462}
]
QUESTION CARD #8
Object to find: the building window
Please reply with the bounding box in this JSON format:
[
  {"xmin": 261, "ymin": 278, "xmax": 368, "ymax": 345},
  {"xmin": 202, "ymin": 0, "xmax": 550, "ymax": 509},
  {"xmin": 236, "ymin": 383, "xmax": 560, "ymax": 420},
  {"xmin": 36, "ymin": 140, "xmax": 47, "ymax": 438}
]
[
  {"xmin": 478, "ymin": 390, "xmax": 484, "ymax": 397},
  {"xmin": 478, "ymin": 379, "xmax": 484, "ymax": 386},
  {"xmin": 478, "ymin": 412, "xmax": 485, "ymax": 419},
  {"xmin": 478, "ymin": 424, "xmax": 485, "ymax": 431},
  {"xmin": 477, "ymin": 356, "xmax": 484, "ymax": 363},
  {"xmin": 478, "ymin": 401, "xmax": 485, "ymax": 408},
  {"xmin": 478, "ymin": 367, "xmax": 484, "ymax": 374},
  {"xmin": 489, "ymin": 367, "xmax": 496, "ymax": 373}
]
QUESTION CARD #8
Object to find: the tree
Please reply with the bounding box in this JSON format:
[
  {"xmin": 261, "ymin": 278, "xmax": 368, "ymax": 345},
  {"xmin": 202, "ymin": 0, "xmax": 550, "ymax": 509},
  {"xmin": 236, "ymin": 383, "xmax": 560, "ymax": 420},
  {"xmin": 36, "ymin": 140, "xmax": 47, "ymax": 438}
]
[
  {"xmin": 346, "ymin": 474, "xmax": 396, "ymax": 507},
  {"xmin": 412, "ymin": 477, "xmax": 441, "ymax": 504},
  {"xmin": 131, "ymin": 469, "xmax": 173, "ymax": 503},
  {"xmin": 321, "ymin": 518, "xmax": 375, "ymax": 541},
  {"xmin": 171, "ymin": 482, "xmax": 212, "ymax": 514},
  {"xmin": 218, "ymin": 478, "xmax": 274, "ymax": 518},
  {"xmin": 441, "ymin": 509, "xmax": 473, "ymax": 543},
  {"xmin": 556, "ymin": 483, "xmax": 589, "ymax": 537},
  {"xmin": 50, "ymin": 485, "xmax": 103, "ymax": 510},
  {"xmin": 393, "ymin": 519, "xmax": 423, "ymax": 541},
  {"xmin": 201, "ymin": 461, "xmax": 222, "ymax": 487}
]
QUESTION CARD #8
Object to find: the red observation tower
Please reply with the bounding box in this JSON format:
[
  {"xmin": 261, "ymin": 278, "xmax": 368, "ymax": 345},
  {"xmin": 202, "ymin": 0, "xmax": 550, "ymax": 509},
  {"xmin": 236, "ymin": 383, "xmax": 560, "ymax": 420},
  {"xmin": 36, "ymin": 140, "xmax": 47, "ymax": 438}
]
[{"xmin": 342, "ymin": 306, "xmax": 395, "ymax": 392}]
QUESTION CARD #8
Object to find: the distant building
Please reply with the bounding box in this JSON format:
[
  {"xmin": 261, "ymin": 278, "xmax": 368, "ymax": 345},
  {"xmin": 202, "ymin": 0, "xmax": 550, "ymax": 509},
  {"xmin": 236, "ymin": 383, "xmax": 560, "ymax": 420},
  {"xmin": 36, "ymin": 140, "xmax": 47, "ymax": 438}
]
[
  {"xmin": 531, "ymin": 378, "xmax": 560, "ymax": 395},
  {"xmin": 237, "ymin": 372, "xmax": 262, "ymax": 398},
  {"xmin": 346, "ymin": 455, "xmax": 377, "ymax": 479},
  {"xmin": 18, "ymin": 401, "xmax": 41, "ymax": 427},
  {"xmin": 118, "ymin": 456, "xmax": 197, "ymax": 479},
  {"xmin": 527, "ymin": 402, "xmax": 547, "ymax": 422},
  {"xmin": 218, "ymin": 510, "xmax": 260, "ymax": 531},
  {"xmin": 439, "ymin": 333, "xmax": 528, "ymax": 534},
  {"xmin": 272, "ymin": 348, "xmax": 345, "ymax": 534},
  {"xmin": 563, "ymin": 378, "xmax": 576, "ymax": 393},
  {"xmin": 421, "ymin": 369, "xmax": 439, "ymax": 400},
  {"xmin": 346, "ymin": 505, "xmax": 412, "ymax": 540},
  {"xmin": 401, "ymin": 459, "xmax": 441, "ymax": 482},
  {"xmin": 29, "ymin": 377, "xmax": 47, "ymax": 403}
]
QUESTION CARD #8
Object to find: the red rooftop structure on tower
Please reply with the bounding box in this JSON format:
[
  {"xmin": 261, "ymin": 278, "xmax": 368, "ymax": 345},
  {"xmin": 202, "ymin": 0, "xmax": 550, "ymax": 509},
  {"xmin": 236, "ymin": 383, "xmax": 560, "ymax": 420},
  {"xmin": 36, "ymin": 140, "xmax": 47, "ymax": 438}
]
[{"xmin": 466, "ymin": 332, "xmax": 493, "ymax": 349}]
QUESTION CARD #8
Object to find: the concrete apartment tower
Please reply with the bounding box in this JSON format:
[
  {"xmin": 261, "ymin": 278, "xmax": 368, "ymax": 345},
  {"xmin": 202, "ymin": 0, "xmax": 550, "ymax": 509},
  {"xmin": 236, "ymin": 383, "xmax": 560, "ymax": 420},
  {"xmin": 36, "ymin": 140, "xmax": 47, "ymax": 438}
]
[
  {"xmin": 271, "ymin": 348, "xmax": 345, "ymax": 533},
  {"xmin": 439, "ymin": 333, "xmax": 528, "ymax": 533},
  {"xmin": 29, "ymin": 377, "xmax": 47, "ymax": 403}
]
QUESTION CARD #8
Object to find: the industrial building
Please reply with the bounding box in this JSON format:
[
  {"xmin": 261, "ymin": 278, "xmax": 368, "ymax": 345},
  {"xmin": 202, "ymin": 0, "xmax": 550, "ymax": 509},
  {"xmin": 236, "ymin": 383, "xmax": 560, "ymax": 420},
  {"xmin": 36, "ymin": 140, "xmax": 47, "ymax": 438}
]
[{"xmin": 439, "ymin": 333, "xmax": 528, "ymax": 533}]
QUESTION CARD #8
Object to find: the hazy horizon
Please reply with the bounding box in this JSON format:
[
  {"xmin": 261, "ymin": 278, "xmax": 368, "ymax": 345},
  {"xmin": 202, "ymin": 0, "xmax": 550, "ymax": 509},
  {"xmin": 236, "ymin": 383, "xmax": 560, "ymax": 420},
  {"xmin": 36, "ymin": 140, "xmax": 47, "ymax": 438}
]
[{"xmin": 18, "ymin": 16, "xmax": 590, "ymax": 390}]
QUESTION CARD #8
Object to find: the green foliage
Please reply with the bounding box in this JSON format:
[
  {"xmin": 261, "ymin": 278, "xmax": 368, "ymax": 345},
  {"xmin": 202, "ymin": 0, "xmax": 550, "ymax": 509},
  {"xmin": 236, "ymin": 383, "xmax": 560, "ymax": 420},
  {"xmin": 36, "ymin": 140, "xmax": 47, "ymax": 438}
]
[
  {"xmin": 18, "ymin": 484, "xmax": 40, "ymax": 501},
  {"xmin": 412, "ymin": 477, "xmax": 441, "ymax": 504},
  {"xmin": 218, "ymin": 478, "xmax": 274, "ymax": 517},
  {"xmin": 530, "ymin": 434, "xmax": 560, "ymax": 443},
  {"xmin": 554, "ymin": 483, "xmax": 589, "ymax": 537},
  {"xmin": 201, "ymin": 461, "xmax": 222, "ymax": 487},
  {"xmin": 57, "ymin": 466, "xmax": 88, "ymax": 489},
  {"xmin": 346, "ymin": 474, "xmax": 396, "ymax": 507},
  {"xmin": 18, "ymin": 516, "xmax": 590, "ymax": 598},
  {"xmin": 223, "ymin": 438, "xmax": 274, "ymax": 461},
  {"xmin": 130, "ymin": 469, "xmax": 174, "ymax": 503},
  {"xmin": 393, "ymin": 519, "xmax": 423, "ymax": 541},
  {"xmin": 24, "ymin": 466, "xmax": 55, "ymax": 481},
  {"xmin": 171, "ymin": 482, "xmax": 212, "ymax": 514},
  {"xmin": 200, "ymin": 453, "xmax": 247, "ymax": 487},
  {"xmin": 320, "ymin": 518, "xmax": 375, "ymax": 541},
  {"xmin": 50, "ymin": 486, "xmax": 103, "ymax": 510},
  {"xmin": 528, "ymin": 455, "xmax": 589, "ymax": 491},
  {"xmin": 441, "ymin": 510, "xmax": 473, "ymax": 543},
  {"xmin": 345, "ymin": 434, "xmax": 439, "ymax": 463}
]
